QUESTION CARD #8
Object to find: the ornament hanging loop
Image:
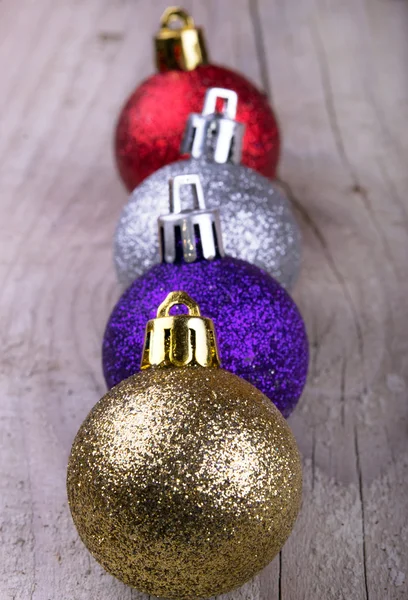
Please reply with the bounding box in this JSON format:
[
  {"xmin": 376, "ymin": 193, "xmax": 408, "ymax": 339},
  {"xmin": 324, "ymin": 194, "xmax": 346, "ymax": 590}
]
[
  {"xmin": 169, "ymin": 173, "xmax": 205, "ymax": 214},
  {"xmin": 157, "ymin": 291, "xmax": 201, "ymax": 318},
  {"xmin": 155, "ymin": 7, "xmax": 208, "ymax": 72},
  {"xmin": 202, "ymin": 87, "xmax": 238, "ymax": 120},
  {"xmin": 160, "ymin": 7, "xmax": 195, "ymax": 29}
]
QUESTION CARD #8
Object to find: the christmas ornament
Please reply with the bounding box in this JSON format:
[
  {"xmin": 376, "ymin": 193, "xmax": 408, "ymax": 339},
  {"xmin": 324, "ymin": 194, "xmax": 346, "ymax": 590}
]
[
  {"xmin": 115, "ymin": 7, "xmax": 280, "ymax": 190},
  {"xmin": 68, "ymin": 291, "xmax": 303, "ymax": 599},
  {"xmin": 104, "ymin": 174, "xmax": 308, "ymax": 417},
  {"xmin": 115, "ymin": 87, "xmax": 301, "ymax": 290}
]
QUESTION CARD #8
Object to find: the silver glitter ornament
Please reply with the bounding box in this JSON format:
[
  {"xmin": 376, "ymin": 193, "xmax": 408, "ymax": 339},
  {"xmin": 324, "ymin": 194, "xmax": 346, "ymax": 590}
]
[{"xmin": 114, "ymin": 88, "xmax": 301, "ymax": 289}]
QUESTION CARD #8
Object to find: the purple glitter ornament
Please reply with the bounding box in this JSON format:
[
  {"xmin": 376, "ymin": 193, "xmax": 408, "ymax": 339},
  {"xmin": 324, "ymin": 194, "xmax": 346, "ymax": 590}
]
[{"xmin": 103, "ymin": 175, "xmax": 308, "ymax": 417}]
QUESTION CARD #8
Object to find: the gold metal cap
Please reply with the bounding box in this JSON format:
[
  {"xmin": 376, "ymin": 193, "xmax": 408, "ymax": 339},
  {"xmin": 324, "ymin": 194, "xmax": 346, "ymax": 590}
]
[
  {"xmin": 141, "ymin": 291, "xmax": 220, "ymax": 369},
  {"xmin": 155, "ymin": 7, "xmax": 209, "ymax": 72}
]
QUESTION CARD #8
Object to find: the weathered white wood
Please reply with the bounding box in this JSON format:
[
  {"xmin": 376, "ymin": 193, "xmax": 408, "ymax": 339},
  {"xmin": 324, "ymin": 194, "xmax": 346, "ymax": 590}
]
[
  {"xmin": 0, "ymin": 0, "xmax": 406, "ymax": 599},
  {"xmin": 256, "ymin": 0, "xmax": 408, "ymax": 598}
]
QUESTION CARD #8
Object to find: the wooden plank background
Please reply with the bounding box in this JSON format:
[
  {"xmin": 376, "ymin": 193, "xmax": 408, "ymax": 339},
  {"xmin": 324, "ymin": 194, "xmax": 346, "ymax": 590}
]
[{"xmin": 0, "ymin": 1, "xmax": 407, "ymax": 599}]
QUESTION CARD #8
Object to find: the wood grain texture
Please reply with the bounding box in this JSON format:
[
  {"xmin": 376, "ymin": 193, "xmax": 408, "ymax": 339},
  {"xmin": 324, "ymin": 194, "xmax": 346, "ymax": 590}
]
[{"xmin": 0, "ymin": 1, "xmax": 406, "ymax": 599}]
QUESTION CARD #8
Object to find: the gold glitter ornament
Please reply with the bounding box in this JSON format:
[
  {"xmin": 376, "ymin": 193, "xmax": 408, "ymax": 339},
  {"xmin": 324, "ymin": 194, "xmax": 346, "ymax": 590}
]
[{"xmin": 67, "ymin": 292, "xmax": 302, "ymax": 599}]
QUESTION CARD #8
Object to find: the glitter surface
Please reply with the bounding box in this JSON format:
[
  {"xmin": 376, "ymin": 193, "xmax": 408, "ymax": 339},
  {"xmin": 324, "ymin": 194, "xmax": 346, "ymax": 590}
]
[
  {"xmin": 103, "ymin": 257, "xmax": 309, "ymax": 417},
  {"xmin": 115, "ymin": 159, "xmax": 301, "ymax": 290},
  {"xmin": 115, "ymin": 64, "xmax": 280, "ymax": 190},
  {"xmin": 67, "ymin": 367, "xmax": 302, "ymax": 599}
]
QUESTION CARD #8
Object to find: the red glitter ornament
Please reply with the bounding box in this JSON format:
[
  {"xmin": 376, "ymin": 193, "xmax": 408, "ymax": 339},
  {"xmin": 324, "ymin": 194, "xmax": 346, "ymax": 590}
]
[{"xmin": 115, "ymin": 8, "xmax": 281, "ymax": 191}]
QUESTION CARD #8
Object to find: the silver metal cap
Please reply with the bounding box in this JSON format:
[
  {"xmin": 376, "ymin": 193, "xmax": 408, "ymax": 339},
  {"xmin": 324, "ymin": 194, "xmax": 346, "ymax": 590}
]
[
  {"xmin": 158, "ymin": 174, "xmax": 224, "ymax": 264},
  {"xmin": 181, "ymin": 87, "xmax": 244, "ymax": 164}
]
